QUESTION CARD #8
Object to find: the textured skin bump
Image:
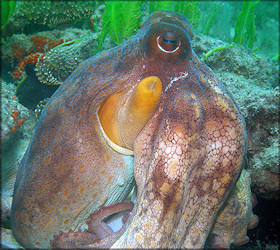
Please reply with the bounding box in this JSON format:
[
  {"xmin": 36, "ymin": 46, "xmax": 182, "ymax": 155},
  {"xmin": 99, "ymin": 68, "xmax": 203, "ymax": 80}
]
[
  {"xmin": 209, "ymin": 169, "xmax": 259, "ymax": 248},
  {"xmin": 11, "ymin": 11, "xmax": 252, "ymax": 248}
]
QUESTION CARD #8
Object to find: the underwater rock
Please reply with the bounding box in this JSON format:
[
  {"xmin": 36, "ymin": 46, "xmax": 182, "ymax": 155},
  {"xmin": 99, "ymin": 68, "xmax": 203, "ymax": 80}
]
[
  {"xmin": 232, "ymin": 84, "xmax": 279, "ymax": 199},
  {"xmin": 1, "ymin": 174, "xmax": 16, "ymax": 223},
  {"xmin": 1, "ymin": 228, "xmax": 22, "ymax": 249},
  {"xmin": 1, "ymin": 79, "xmax": 35, "ymax": 144},
  {"xmin": 218, "ymin": 74, "xmax": 279, "ymax": 200},
  {"xmin": 250, "ymin": 139, "xmax": 280, "ymax": 199},
  {"xmin": 192, "ymin": 33, "xmax": 278, "ymax": 88},
  {"xmin": 1, "ymin": 79, "xmax": 37, "ymax": 223}
]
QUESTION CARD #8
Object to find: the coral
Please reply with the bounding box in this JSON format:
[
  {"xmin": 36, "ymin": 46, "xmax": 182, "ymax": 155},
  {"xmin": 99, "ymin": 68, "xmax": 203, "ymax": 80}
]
[
  {"xmin": 11, "ymin": 36, "xmax": 66, "ymax": 81},
  {"xmin": 29, "ymin": 36, "xmax": 65, "ymax": 53},
  {"xmin": 35, "ymin": 35, "xmax": 96, "ymax": 85},
  {"xmin": 11, "ymin": 53, "xmax": 46, "ymax": 81},
  {"xmin": 34, "ymin": 97, "xmax": 50, "ymax": 120},
  {"xmin": 11, "ymin": 44, "xmax": 26, "ymax": 62},
  {"xmin": 10, "ymin": 69, "xmax": 23, "ymax": 81},
  {"xmin": 30, "ymin": 36, "xmax": 48, "ymax": 53},
  {"xmin": 48, "ymin": 37, "xmax": 64, "ymax": 50},
  {"xmin": 14, "ymin": 1, "xmax": 95, "ymax": 25},
  {"xmin": 10, "ymin": 110, "xmax": 25, "ymax": 133}
]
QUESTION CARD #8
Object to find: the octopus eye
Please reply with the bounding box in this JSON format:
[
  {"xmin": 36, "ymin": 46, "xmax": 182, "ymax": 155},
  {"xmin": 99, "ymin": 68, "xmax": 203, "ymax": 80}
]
[{"xmin": 157, "ymin": 32, "xmax": 181, "ymax": 53}]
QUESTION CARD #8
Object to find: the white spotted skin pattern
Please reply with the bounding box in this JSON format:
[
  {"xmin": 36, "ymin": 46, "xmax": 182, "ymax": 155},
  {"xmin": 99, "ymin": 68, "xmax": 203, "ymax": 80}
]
[{"xmin": 113, "ymin": 71, "xmax": 247, "ymax": 248}]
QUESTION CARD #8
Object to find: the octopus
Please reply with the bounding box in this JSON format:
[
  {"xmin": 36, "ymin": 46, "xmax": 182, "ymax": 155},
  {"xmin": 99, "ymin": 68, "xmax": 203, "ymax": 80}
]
[{"xmin": 10, "ymin": 11, "xmax": 258, "ymax": 248}]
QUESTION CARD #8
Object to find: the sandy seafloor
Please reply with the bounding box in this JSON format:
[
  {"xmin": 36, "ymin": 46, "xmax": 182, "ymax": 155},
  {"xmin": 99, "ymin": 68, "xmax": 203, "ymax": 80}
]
[{"xmin": 1, "ymin": 2, "xmax": 279, "ymax": 249}]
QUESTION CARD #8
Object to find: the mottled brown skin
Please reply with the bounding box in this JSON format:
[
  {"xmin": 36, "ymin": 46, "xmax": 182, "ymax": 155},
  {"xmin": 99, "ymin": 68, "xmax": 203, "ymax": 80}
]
[
  {"xmin": 209, "ymin": 169, "xmax": 259, "ymax": 248},
  {"xmin": 11, "ymin": 11, "xmax": 248, "ymax": 248}
]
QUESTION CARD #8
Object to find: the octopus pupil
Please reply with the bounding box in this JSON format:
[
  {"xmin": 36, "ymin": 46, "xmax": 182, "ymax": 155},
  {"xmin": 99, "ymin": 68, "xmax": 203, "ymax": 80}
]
[
  {"xmin": 163, "ymin": 38, "xmax": 176, "ymax": 44},
  {"xmin": 157, "ymin": 32, "xmax": 180, "ymax": 53}
]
